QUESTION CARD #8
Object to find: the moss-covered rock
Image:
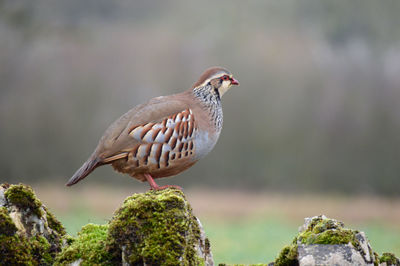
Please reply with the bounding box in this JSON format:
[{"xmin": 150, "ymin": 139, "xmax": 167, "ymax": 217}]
[
  {"xmin": 296, "ymin": 215, "xmax": 356, "ymax": 245},
  {"xmin": 0, "ymin": 234, "xmax": 34, "ymax": 265},
  {"xmin": 379, "ymin": 252, "xmax": 400, "ymax": 266},
  {"xmin": 6, "ymin": 183, "xmax": 398, "ymax": 266},
  {"xmin": 0, "ymin": 206, "xmax": 17, "ymax": 236},
  {"xmin": 4, "ymin": 183, "xmax": 43, "ymax": 217},
  {"xmin": 0, "ymin": 183, "xmax": 66, "ymax": 265},
  {"xmin": 1, "ymin": 183, "xmax": 213, "ymax": 265},
  {"xmin": 274, "ymin": 244, "xmax": 299, "ymax": 266},
  {"xmin": 55, "ymin": 188, "xmax": 213, "ymax": 265},
  {"xmin": 0, "ymin": 233, "xmax": 59, "ymax": 265},
  {"xmin": 107, "ymin": 188, "xmax": 212, "ymax": 265},
  {"xmin": 273, "ymin": 215, "xmax": 378, "ymax": 266}
]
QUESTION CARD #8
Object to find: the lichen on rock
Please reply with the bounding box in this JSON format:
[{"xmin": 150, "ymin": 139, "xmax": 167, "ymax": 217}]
[{"xmin": 0, "ymin": 183, "xmax": 66, "ymax": 265}]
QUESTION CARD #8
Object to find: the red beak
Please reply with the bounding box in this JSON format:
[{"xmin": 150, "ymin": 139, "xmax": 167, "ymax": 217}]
[{"xmin": 230, "ymin": 77, "xmax": 239, "ymax": 85}]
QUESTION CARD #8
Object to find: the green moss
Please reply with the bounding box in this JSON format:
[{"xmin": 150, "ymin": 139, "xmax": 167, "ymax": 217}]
[
  {"xmin": 30, "ymin": 235, "xmax": 54, "ymax": 265},
  {"xmin": 45, "ymin": 207, "xmax": 66, "ymax": 235},
  {"xmin": 55, "ymin": 223, "xmax": 112, "ymax": 265},
  {"xmin": 274, "ymin": 244, "xmax": 299, "ymax": 266},
  {"xmin": 4, "ymin": 184, "xmax": 43, "ymax": 217},
  {"xmin": 0, "ymin": 183, "xmax": 66, "ymax": 265},
  {"xmin": 0, "ymin": 235, "xmax": 33, "ymax": 265},
  {"xmin": 2, "ymin": 185, "xmax": 210, "ymax": 265},
  {"xmin": 0, "ymin": 207, "xmax": 17, "ymax": 236},
  {"xmin": 0, "ymin": 206, "xmax": 39, "ymax": 265},
  {"xmin": 108, "ymin": 188, "xmax": 204, "ymax": 265},
  {"xmin": 298, "ymin": 228, "xmax": 354, "ymax": 245},
  {"xmin": 373, "ymin": 252, "xmax": 380, "ymax": 266},
  {"xmin": 379, "ymin": 252, "xmax": 400, "ymax": 265},
  {"xmin": 0, "ymin": 234, "xmax": 55, "ymax": 265},
  {"xmin": 297, "ymin": 216, "xmax": 355, "ymax": 245}
]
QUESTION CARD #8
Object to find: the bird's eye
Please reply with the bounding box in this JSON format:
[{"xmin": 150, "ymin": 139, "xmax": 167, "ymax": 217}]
[{"xmin": 222, "ymin": 76, "xmax": 229, "ymax": 80}]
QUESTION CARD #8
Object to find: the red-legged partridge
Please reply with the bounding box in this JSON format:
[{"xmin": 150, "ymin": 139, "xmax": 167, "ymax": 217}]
[{"xmin": 66, "ymin": 67, "xmax": 239, "ymax": 190}]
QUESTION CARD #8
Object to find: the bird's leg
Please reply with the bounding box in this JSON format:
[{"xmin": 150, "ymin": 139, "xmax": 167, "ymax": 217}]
[
  {"xmin": 144, "ymin": 173, "xmax": 160, "ymax": 190},
  {"xmin": 144, "ymin": 174, "xmax": 182, "ymax": 191}
]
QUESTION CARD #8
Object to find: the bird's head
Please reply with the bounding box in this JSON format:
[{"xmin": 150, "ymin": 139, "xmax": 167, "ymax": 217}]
[{"xmin": 192, "ymin": 67, "xmax": 239, "ymax": 97}]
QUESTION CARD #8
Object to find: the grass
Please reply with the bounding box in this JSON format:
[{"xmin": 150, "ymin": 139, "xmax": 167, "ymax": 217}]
[{"xmin": 203, "ymin": 217, "xmax": 298, "ymax": 263}]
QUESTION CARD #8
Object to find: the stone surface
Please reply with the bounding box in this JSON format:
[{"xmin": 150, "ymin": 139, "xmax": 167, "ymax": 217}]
[
  {"xmin": 108, "ymin": 188, "xmax": 214, "ymax": 266},
  {"xmin": 0, "ymin": 183, "xmax": 66, "ymax": 265},
  {"xmin": 272, "ymin": 215, "xmax": 398, "ymax": 266},
  {"xmin": 295, "ymin": 216, "xmax": 377, "ymax": 265},
  {"xmin": 298, "ymin": 244, "xmax": 372, "ymax": 266}
]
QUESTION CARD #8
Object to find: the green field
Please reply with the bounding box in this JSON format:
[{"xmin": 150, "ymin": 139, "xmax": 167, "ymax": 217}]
[{"xmin": 34, "ymin": 185, "xmax": 400, "ymax": 264}]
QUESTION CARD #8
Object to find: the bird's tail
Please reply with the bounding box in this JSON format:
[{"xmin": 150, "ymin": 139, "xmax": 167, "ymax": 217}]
[{"xmin": 66, "ymin": 157, "xmax": 102, "ymax": 186}]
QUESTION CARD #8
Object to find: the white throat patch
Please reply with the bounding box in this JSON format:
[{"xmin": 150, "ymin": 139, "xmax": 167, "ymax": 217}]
[{"xmin": 218, "ymin": 80, "xmax": 232, "ymax": 97}]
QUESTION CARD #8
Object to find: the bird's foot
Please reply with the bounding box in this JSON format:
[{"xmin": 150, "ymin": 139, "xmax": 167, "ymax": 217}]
[
  {"xmin": 144, "ymin": 173, "xmax": 182, "ymax": 191},
  {"xmin": 150, "ymin": 184, "xmax": 182, "ymax": 191},
  {"xmin": 151, "ymin": 185, "xmax": 182, "ymax": 190}
]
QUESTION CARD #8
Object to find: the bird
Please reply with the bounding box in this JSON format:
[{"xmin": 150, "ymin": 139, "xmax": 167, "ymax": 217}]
[{"xmin": 66, "ymin": 67, "xmax": 239, "ymax": 190}]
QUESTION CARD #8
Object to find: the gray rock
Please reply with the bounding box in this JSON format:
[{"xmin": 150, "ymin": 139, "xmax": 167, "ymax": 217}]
[
  {"xmin": 196, "ymin": 217, "xmax": 214, "ymax": 266},
  {"xmin": 0, "ymin": 183, "xmax": 66, "ymax": 265},
  {"xmin": 298, "ymin": 244, "xmax": 373, "ymax": 266},
  {"xmin": 0, "ymin": 186, "xmax": 6, "ymax": 206},
  {"xmin": 110, "ymin": 189, "xmax": 214, "ymax": 266},
  {"xmin": 296, "ymin": 216, "xmax": 377, "ymax": 265},
  {"xmin": 56, "ymin": 188, "xmax": 214, "ymax": 265},
  {"xmin": 273, "ymin": 215, "xmax": 383, "ymax": 266},
  {"xmin": 2, "ymin": 184, "xmax": 65, "ymax": 239}
]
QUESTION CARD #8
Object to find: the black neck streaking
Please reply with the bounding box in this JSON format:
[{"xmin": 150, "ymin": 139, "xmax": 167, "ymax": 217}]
[
  {"xmin": 193, "ymin": 84, "xmax": 223, "ymax": 131},
  {"xmin": 214, "ymin": 88, "xmax": 221, "ymax": 101}
]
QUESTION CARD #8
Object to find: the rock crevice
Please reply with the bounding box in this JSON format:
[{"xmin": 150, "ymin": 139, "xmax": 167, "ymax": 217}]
[{"xmin": 272, "ymin": 215, "xmax": 399, "ymax": 266}]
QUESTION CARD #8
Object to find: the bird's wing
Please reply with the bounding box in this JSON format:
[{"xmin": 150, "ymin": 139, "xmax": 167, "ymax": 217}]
[
  {"xmin": 66, "ymin": 94, "xmax": 194, "ymax": 187},
  {"xmin": 94, "ymin": 94, "xmax": 195, "ymax": 161}
]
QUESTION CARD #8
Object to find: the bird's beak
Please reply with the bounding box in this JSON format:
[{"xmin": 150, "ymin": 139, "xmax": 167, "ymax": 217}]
[{"xmin": 231, "ymin": 77, "xmax": 239, "ymax": 86}]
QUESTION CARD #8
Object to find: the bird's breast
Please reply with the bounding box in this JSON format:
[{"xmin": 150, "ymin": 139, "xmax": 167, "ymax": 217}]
[{"xmin": 192, "ymin": 129, "xmax": 220, "ymax": 160}]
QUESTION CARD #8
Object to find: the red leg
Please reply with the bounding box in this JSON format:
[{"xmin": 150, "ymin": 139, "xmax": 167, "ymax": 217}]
[{"xmin": 144, "ymin": 174, "xmax": 182, "ymax": 191}]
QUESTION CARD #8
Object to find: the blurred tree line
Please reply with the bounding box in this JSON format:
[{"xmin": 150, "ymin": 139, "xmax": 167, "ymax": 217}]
[{"xmin": 1, "ymin": 0, "xmax": 400, "ymax": 195}]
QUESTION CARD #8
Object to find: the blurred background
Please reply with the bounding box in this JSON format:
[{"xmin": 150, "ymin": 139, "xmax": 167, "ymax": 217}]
[{"xmin": 1, "ymin": 0, "xmax": 400, "ymax": 263}]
